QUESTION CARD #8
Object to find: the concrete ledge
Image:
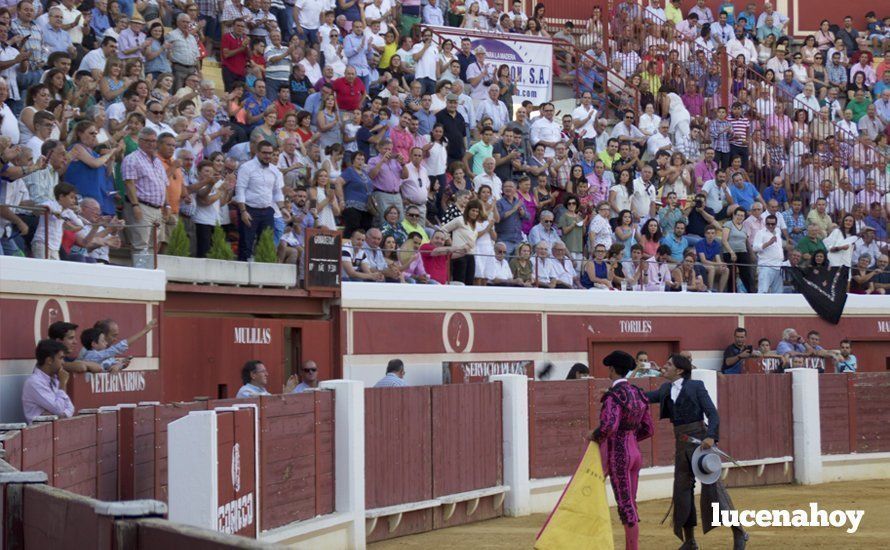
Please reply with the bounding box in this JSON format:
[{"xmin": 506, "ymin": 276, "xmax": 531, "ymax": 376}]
[
  {"xmin": 94, "ymin": 499, "xmax": 167, "ymax": 517},
  {"xmin": 822, "ymin": 452, "xmax": 890, "ymax": 482},
  {"xmin": 248, "ymin": 262, "xmax": 297, "ymax": 287},
  {"xmin": 438, "ymin": 485, "xmax": 509, "ymax": 504},
  {"xmin": 260, "ymin": 512, "xmax": 354, "ymax": 546},
  {"xmin": 0, "ymin": 471, "xmax": 48, "ymax": 484},
  {"xmin": 158, "ymin": 256, "xmax": 250, "ymax": 286},
  {"xmin": 366, "ymin": 498, "xmax": 442, "ymax": 518}
]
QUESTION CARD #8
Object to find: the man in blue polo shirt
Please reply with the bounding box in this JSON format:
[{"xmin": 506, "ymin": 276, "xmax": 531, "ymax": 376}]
[
  {"xmin": 695, "ymin": 226, "xmax": 729, "ymax": 291},
  {"xmin": 660, "ymin": 220, "xmax": 690, "ymax": 262},
  {"xmin": 728, "ymin": 172, "xmax": 762, "ymax": 211}
]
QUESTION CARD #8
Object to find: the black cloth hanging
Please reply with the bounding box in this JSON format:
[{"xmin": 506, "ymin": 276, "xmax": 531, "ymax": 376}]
[{"xmin": 788, "ymin": 266, "xmax": 849, "ymax": 324}]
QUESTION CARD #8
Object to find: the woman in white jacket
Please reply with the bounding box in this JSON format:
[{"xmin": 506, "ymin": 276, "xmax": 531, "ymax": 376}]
[{"xmin": 823, "ymin": 214, "xmax": 857, "ymax": 268}]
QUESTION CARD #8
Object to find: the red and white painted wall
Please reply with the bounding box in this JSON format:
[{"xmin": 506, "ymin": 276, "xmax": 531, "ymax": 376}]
[
  {"xmin": 0, "ymin": 256, "xmax": 166, "ymax": 422},
  {"xmin": 340, "ymin": 284, "xmax": 890, "ymax": 385}
]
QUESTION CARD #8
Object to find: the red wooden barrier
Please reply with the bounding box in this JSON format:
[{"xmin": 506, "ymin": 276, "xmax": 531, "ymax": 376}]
[
  {"xmin": 819, "ymin": 374, "xmax": 851, "ymax": 455},
  {"xmin": 217, "ymin": 408, "xmax": 258, "ymax": 538},
  {"xmin": 717, "ymin": 375, "xmax": 794, "ymax": 461},
  {"xmin": 431, "ymin": 383, "xmax": 502, "ymax": 497},
  {"xmin": 852, "ymin": 373, "xmax": 890, "ymax": 453},
  {"xmin": 528, "ymin": 380, "xmax": 592, "ymax": 479},
  {"xmin": 20, "ymin": 422, "xmax": 53, "ymax": 480},
  {"xmin": 53, "ymin": 415, "xmax": 98, "ymax": 497},
  {"xmin": 259, "ymin": 392, "xmax": 335, "ymax": 531},
  {"xmin": 96, "ymin": 410, "xmax": 118, "ymax": 501},
  {"xmin": 22, "ymin": 484, "xmax": 116, "ymax": 550},
  {"xmin": 364, "ymin": 387, "xmax": 433, "ymax": 509},
  {"xmin": 1, "ymin": 430, "xmax": 22, "ymax": 470}
]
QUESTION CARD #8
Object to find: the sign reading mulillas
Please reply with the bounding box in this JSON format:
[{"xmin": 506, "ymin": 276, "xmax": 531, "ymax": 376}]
[{"xmin": 304, "ymin": 228, "xmax": 342, "ymax": 291}]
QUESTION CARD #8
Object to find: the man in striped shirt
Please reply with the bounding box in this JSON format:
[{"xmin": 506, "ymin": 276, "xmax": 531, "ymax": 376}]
[
  {"xmin": 374, "ymin": 359, "xmax": 408, "ymax": 388},
  {"xmin": 709, "ymin": 107, "xmax": 733, "ymax": 169},
  {"xmin": 727, "ymin": 102, "xmax": 750, "ymax": 168}
]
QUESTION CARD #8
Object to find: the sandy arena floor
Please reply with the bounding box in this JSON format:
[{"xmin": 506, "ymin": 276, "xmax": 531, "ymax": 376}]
[{"xmin": 370, "ymin": 479, "xmax": 889, "ymax": 549}]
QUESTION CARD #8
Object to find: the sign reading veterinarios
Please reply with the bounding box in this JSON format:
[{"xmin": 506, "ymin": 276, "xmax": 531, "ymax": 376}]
[{"xmin": 427, "ymin": 26, "xmax": 553, "ymax": 102}]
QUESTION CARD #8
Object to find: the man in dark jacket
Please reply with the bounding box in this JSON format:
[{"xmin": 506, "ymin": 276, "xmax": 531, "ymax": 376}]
[{"xmin": 645, "ymin": 354, "xmax": 748, "ymax": 550}]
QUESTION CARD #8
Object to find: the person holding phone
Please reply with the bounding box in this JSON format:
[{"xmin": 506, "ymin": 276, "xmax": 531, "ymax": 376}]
[{"xmin": 721, "ymin": 327, "xmax": 760, "ymax": 374}]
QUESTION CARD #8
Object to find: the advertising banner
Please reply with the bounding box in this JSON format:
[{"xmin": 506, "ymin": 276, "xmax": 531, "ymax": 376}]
[
  {"xmin": 443, "ymin": 360, "xmax": 534, "ymax": 383},
  {"xmin": 427, "ymin": 26, "xmax": 553, "ymax": 103}
]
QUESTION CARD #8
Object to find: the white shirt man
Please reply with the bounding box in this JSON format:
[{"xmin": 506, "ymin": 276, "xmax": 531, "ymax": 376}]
[
  {"xmin": 477, "ymin": 85, "xmax": 510, "ymax": 131},
  {"xmin": 473, "ymin": 161, "xmax": 503, "ymax": 200},
  {"xmin": 572, "ymin": 94, "xmax": 598, "ymax": 141},
  {"xmin": 645, "ymin": 125, "xmax": 673, "ymax": 158},
  {"xmin": 402, "ymin": 153, "xmax": 430, "ymax": 206},
  {"xmin": 726, "ymin": 35, "xmax": 757, "ymax": 65},
  {"xmin": 753, "ymin": 217, "xmax": 784, "ymax": 293},
  {"xmin": 529, "ymin": 108, "xmax": 562, "ymax": 157},
  {"xmin": 411, "ymin": 31, "xmax": 439, "ymax": 82},
  {"xmin": 548, "ymin": 249, "xmax": 577, "ymax": 287}
]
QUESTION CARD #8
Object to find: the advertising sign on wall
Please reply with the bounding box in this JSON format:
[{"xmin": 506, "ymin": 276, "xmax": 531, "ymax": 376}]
[
  {"xmin": 426, "ymin": 26, "xmax": 553, "ymax": 102},
  {"xmin": 443, "ymin": 360, "xmax": 534, "ymax": 383}
]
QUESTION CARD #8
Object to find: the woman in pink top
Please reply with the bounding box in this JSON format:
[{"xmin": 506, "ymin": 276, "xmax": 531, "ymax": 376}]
[
  {"xmin": 638, "ymin": 218, "xmax": 663, "ymax": 260},
  {"xmin": 516, "ymin": 176, "xmax": 537, "ymax": 235}
]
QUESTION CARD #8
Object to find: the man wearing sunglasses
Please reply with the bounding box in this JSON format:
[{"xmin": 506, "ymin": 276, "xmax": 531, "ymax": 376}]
[
  {"xmin": 290, "ymin": 360, "xmax": 320, "ymax": 393},
  {"xmin": 753, "ymin": 214, "xmax": 785, "ymax": 294}
]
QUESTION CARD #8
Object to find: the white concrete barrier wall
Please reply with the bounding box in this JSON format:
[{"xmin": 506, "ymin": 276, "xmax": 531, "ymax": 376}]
[
  {"xmin": 790, "ymin": 368, "xmax": 823, "ymax": 485},
  {"xmin": 489, "ymin": 375, "xmax": 529, "ymax": 516}
]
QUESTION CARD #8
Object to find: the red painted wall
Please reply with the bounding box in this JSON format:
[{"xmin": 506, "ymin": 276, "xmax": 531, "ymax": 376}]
[
  {"xmin": 0, "ymin": 297, "xmax": 157, "ymax": 361},
  {"xmin": 160, "ymin": 316, "xmax": 336, "ymax": 402}
]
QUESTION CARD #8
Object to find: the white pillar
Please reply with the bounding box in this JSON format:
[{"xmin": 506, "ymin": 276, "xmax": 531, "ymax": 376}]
[
  {"xmin": 319, "ymin": 380, "xmax": 366, "ymax": 549},
  {"xmin": 168, "ymin": 410, "xmax": 218, "ymax": 530},
  {"xmin": 789, "ymin": 368, "xmax": 823, "ymax": 484},
  {"xmin": 692, "ymin": 368, "xmax": 718, "ymax": 409},
  {"xmin": 490, "ymin": 374, "xmax": 530, "ymax": 516}
]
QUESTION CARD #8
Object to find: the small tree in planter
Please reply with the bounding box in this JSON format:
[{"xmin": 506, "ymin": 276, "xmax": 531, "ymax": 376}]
[
  {"xmin": 254, "ymin": 228, "xmax": 278, "ymax": 263},
  {"xmin": 164, "ymin": 219, "xmax": 191, "ymax": 257},
  {"xmin": 207, "ymin": 224, "xmax": 235, "ymax": 261}
]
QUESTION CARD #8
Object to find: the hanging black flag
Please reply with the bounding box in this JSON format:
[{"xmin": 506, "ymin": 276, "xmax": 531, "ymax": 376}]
[{"xmin": 788, "ymin": 266, "xmax": 849, "ymax": 324}]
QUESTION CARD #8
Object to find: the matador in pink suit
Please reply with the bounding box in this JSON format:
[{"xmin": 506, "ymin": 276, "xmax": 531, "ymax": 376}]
[{"xmin": 590, "ymin": 350, "xmax": 654, "ymax": 550}]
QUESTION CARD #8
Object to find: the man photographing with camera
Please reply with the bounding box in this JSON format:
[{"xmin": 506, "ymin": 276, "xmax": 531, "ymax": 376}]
[{"xmin": 722, "ymin": 327, "xmax": 760, "ymax": 375}]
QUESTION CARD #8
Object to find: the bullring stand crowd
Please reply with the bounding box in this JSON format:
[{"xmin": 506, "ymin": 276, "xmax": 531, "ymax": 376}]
[{"xmin": 0, "ymin": 0, "xmax": 888, "ymax": 293}]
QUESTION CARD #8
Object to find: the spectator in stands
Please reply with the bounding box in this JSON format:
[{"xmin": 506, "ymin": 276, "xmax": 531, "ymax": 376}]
[
  {"xmin": 374, "ymin": 358, "xmax": 407, "ymax": 387},
  {"xmin": 528, "ymin": 210, "xmax": 560, "ymax": 251},
  {"xmin": 566, "ymin": 363, "xmax": 590, "ymax": 380},
  {"xmin": 696, "ymin": 226, "xmax": 729, "ymax": 291},
  {"xmin": 835, "ymin": 340, "xmax": 858, "ymax": 373},
  {"xmin": 645, "ymin": 244, "xmax": 678, "ymax": 291},
  {"xmin": 754, "ymin": 214, "xmax": 785, "ymax": 293},
  {"xmin": 495, "ymin": 181, "xmax": 529, "ymax": 255},
  {"xmin": 776, "ymin": 328, "xmax": 807, "ymax": 360},
  {"xmin": 629, "ymin": 350, "xmax": 661, "ymax": 378},
  {"xmin": 291, "ymin": 360, "xmax": 320, "ymax": 392},
  {"xmin": 661, "ymin": 220, "xmax": 690, "ymax": 262},
  {"xmin": 235, "ymin": 140, "xmax": 285, "ymax": 261},
  {"xmin": 79, "ymin": 319, "xmax": 158, "ymax": 371},
  {"xmin": 22, "ymin": 339, "xmax": 74, "ymax": 424},
  {"xmin": 488, "ymin": 242, "xmax": 526, "ymax": 286},
  {"xmin": 342, "ymin": 229, "xmax": 385, "ymax": 282},
  {"xmin": 237, "ymin": 360, "xmax": 272, "ymax": 398},
  {"xmin": 722, "ymin": 327, "xmax": 759, "ymax": 374},
  {"xmin": 47, "ymin": 321, "xmax": 101, "ymax": 374},
  {"xmin": 31, "ymin": 182, "xmax": 81, "ymax": 261}
]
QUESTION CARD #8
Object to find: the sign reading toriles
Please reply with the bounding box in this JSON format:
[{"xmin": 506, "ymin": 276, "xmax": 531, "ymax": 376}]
[
  {"xmin": 426, "ymin": 26, "xmax": 553, "ymax": 102},
  {"xmin": 444, "ymin": 360, "xmax": 534, "ymax": 383}
]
